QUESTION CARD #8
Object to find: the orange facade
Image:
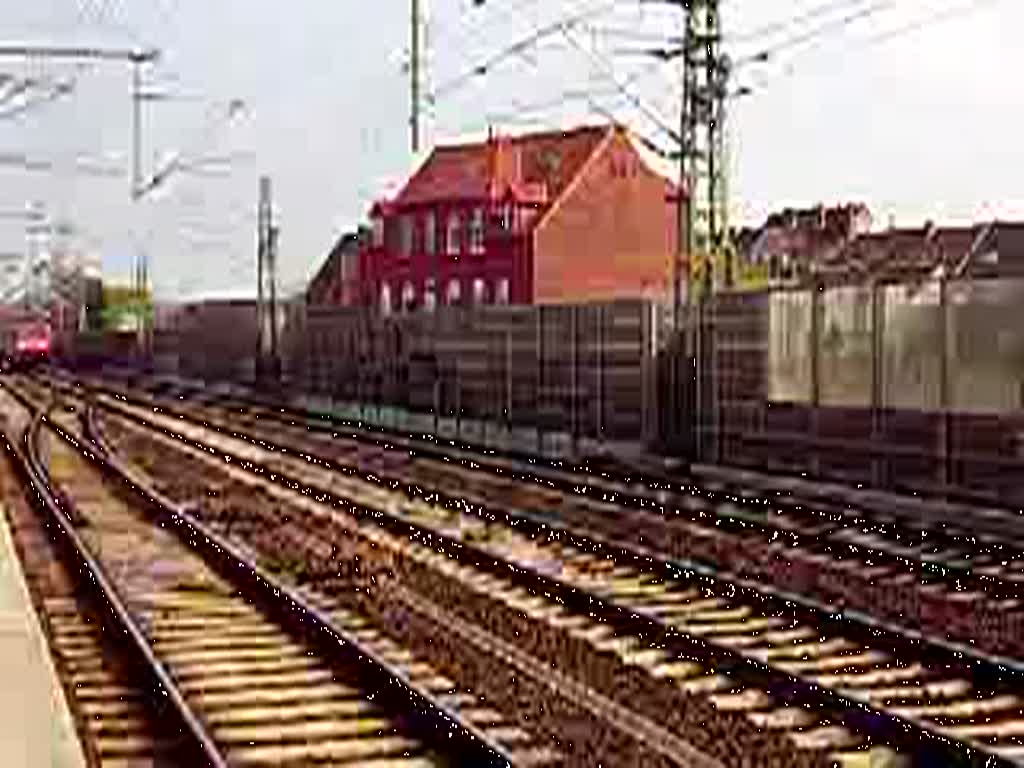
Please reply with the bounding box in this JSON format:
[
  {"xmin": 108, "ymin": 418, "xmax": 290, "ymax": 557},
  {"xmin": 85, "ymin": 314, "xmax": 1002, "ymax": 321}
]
[{"xmin": 532, "ymin": 126, "xmax": 679, "ymax": 304}]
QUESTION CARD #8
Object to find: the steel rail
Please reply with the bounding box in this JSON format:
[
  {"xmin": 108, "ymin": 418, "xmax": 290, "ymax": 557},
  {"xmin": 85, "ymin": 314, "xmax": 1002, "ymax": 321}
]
[
  {"xmin": 77, "ymin": 399, "xmax": 514, "ymax": 768},
  {"xmin": 89, "ymin": 387, "xmax": 1010, "ymax": 767},
  {"xmin": 3, "ymin": 392, "xmax": 228, "ymax": 767},
  {"xmin": 9, "ymin": 378, "xmax": 512, "ymax": 768},
  {"xmin": 81, "ymin": 371, "xmax": 1024, "ymax": 664},
  {"xmin": 74, "ymin": 373, "xmax": 1024, "ymax": 675}
]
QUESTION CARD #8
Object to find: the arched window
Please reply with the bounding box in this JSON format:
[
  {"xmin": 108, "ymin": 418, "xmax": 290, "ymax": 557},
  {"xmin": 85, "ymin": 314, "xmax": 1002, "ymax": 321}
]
[
  {"xmin": 401, "ymin": 281, "xmax": 415, "ymax": 311},
  {"xmin": 472, "ymin": 277, "xmax": 487, "ymax": 305},
  {"xmin": 496, "ymin": 277, "xmax": 510, "ymax": 305},
  {"xmin": 447, "ymin": 278, "xmax": 462, "ymax": 305},
  {"xmin": 380, "ymin": 283, "xmax": 392, "ymax": 316}
]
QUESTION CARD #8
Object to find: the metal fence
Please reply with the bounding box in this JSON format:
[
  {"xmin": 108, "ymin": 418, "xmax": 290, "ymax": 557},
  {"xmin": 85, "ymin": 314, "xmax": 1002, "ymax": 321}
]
[{"xmin": 287, "ymin": 300, "xmax": 664, "ymax": 457}]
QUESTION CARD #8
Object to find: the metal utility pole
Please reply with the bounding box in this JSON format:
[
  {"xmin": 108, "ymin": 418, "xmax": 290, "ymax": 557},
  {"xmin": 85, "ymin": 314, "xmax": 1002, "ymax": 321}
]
[
  {"xmin": 256, "ymin": 176, "xmax": 271, "ymax": 379},
  {"xmin": 256, "ymin": 176, "xmax": 279, "ymax": 384},
  {"xmin": 268, "ymin": 222, "xmax": 280, "ymax": 379},
  {"xmin": 673, "ymin": 0, "xmax": 726, "ymax": 463},
  {"xmin": 131, "ymin": 59, "xmax": 143, "ymax": 201},
  {"xmin": 410, "ymin": 0, "xmax": 422, "ymax": 153},
  {"xmin": 674, "ymin": 4, "xmax": 695, "ymax": 334},
  {"xmin": 126, "ymin": 50, "xmax": 158, "ymax": 357}
]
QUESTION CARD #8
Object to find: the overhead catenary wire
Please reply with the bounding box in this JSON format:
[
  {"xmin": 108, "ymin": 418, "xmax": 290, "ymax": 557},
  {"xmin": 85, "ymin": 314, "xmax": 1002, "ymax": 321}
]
[
  {"xmin": 482, "ymin": 52, "xmax": 669, "ymax": 127},
  {"xmin": 731, "ymin": 0, "xmax": 899, "ymax": 67},
  {"xmin": 427, "ymin": 0, "xmax": 549, "ymax": 57},
  {"xmin": 741, "ymin": 0, "xmax": 1003, "ymax": 93},
  {"xmin": 857, "ymin": 0, "xmax": 1000, "ymax": 48},
  {"xmin": 426, "ymin": 0, "xmax": 617, "ymax": 104},
  {"xmin": 560, "ymin": 24, "xmax": 680, "ymax": 145},
  {"xmin": 0, "ymin": 75, "xmax": 77, "ymax": 121},
  {"xmin": 727, "ymin": 0, "xmax": 878, "ymax": 44},
  {"xmin": 616, "ymin": 0, "xmax": 901, "ymax": 71}
]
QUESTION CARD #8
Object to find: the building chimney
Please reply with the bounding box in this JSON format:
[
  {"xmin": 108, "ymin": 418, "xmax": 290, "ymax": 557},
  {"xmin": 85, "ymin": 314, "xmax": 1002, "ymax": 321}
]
[{"xmin": 488, "ymin": 130, "xmax": 521, "ymax": 199}]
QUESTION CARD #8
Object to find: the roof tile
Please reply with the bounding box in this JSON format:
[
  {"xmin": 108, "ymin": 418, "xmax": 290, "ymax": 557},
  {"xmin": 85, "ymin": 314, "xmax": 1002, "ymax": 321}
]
[{"xmin": 391, "ymin": 124, "xmax": 611, "ymax": 207}]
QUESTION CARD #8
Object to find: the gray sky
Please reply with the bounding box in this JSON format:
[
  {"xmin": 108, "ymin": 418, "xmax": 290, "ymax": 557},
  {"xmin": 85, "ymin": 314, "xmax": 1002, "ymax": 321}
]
[{"xmin": 0, "ymin": 0, "xmax": 1017, "ymax": 299}]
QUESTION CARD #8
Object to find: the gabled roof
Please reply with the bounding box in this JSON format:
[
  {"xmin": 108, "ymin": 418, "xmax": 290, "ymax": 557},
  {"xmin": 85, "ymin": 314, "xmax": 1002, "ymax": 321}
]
[
  {"xmin": 308, "ymin": 231, "xmax": 359, "ymax": 304},
  {"xmin": 388, "ymin": 123, "xmax": 612, "ymax": 208}
]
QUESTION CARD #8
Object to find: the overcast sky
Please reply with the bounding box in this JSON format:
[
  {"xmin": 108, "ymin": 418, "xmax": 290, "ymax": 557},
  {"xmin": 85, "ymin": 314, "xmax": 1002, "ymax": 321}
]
[{"xmin": 0, "ymin": 0, "xmax": 1017, "ymax": 299}]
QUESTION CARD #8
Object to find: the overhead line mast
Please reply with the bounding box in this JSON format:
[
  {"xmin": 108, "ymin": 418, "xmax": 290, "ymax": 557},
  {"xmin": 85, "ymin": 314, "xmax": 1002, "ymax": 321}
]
[{"xmin": 410, "ymin": 0, "xmax": 422, "ymax": 153}]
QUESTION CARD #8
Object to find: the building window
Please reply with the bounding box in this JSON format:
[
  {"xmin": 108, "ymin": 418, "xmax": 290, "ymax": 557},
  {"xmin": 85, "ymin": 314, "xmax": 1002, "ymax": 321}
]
[
  {"xmin": 399, "ymin": 215, "xmax": 414, "ymax": 256},
  {"xmin": 401, "ymin": 281, "xmax": 415, "ymax": 312},
  {"xmin": 473, "ymin": 277, "xmax": 487, "ymax": 305},
  {"xmin": 372, "ymin": 216, "xmax": 384, "ymax": 248},
  {"xmin": 447, "ymin": 278, "xmax": 462, "ymax": 305},
  {"xmin": 446, "ymin": 211, "xmax": 461, "ymax": 256},
  {"xmin": 469, "ymin": 207, "xmax": 485, "ymax": 254},
  {"xmin": 496, "ymin": 278, "xmax": 510, "ymax": 305},
  {"xmin": 424, "ymin": 278, "xmax": 437, "ymax": 312},
  {"xmin": 500, "ymin": 203, "xmax": 514, "ymax": 232},
  {"xmin": 424, "ymin": 212, "xmax": 436, "ymax": 255},
  {"xmin": 380, "ymin": 283, "xmax": 392, "ymax": 316}
]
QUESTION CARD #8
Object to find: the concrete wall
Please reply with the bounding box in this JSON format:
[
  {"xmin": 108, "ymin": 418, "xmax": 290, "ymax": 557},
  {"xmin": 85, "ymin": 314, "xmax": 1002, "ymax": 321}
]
[{"xmin": 767, "ymin": 278, "xmax": 1024, "ymax": 413}]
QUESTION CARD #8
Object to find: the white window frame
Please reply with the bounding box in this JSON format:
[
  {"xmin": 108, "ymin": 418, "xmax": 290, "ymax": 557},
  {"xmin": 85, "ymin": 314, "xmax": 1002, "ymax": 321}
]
[
  {"xmin": 446, "ymin": 211, "xmax": 461, "ymax": 256},
  {"xmin": 496, "ymin": 278, "xmax": 510, "ymax": 305},
  {"xmin": 401, "ymin": 281, "xmax": 415, "ymax": 311},
  {"xmin": 469, "ymin": 207, "xmax": 485, "ymax": 254},
  {"xmin": 380, "ymin": 283, "xmax": 392, "ymax": 316}
]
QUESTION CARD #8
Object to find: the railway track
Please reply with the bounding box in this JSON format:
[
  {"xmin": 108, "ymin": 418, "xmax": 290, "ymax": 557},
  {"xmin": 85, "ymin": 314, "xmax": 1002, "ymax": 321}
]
[
  {"xmin": 11, "ymin": 377, "xmax": 744, "ymax": 767},
  {"xmin": 59, "ymin": 383, "xmax": 813, "ymax": 767},
  {"xmin": 0, "ymin": 390, "xmax": 197, "ymax": 767},
  {"xmin": 71, "ymin": 371, "xmax": 1024, "ymax": 660},
  {"xmin": 45, "ymin": 376, "xmax": 1024, "ymax": 766},
  {"xmin": 2, "ymin": 382, "xmax": 513, "ymax": 767}
]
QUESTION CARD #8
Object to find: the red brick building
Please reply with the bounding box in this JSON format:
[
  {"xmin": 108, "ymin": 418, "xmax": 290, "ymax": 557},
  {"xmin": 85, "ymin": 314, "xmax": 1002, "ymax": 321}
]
[
  {"xmin": 356, "ymin": 122, "xmax": 679, "ymax": 311},
  {"xmin": 734, "ymin": 202, "xmax": 872, "ymax": 286}
]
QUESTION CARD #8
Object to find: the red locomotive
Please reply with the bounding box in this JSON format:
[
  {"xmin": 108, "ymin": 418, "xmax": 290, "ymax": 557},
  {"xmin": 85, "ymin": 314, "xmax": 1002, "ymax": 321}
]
[{"xmin": 2, "ymin": 320, "xmax": 51, "ymax": 371}]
